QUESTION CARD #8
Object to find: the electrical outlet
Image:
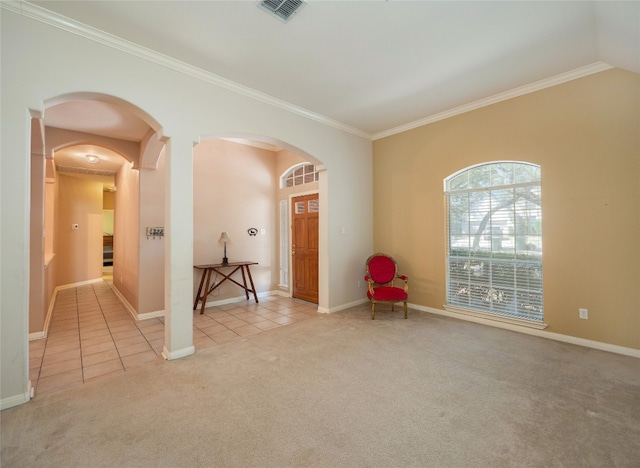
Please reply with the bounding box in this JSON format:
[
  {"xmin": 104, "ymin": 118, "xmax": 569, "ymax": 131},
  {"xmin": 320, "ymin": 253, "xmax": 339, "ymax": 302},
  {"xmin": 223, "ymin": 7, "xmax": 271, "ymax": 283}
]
[
  {"xmin": 357, "ymin": 280, "xmax": 361, "ymax": 288},
  {"xmin": 579, "ymin": 308, "xmax": 588, "ymax": 320}
]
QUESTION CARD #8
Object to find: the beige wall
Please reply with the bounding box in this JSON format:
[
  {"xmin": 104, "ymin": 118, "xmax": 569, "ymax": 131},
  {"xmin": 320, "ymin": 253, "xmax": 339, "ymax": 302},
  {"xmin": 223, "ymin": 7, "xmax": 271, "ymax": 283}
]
[
  {"xmin": 54, "ymin": 174, "xmax": 104, "ymax": 286},
  {"xmin": 29, "ymin": 134, "xmax": 45, "ymax": 334},
  {"xmin": 373, "ymin": 68, "xmax": 639, "ymax": 350},
  {"xmin": 193, "ymin": 139, "xmax": 278, "ymax": 301},
  {"xmin": 138, "ymin": 150, "xmax": 165, "ymax": 314},
  {"xmin": 114, "ymin": 162, "xmax": 140, "ymax": 310},
  {"xmin": 103, "ymin": 191, "xmax": 115, "ymax": 210},
  {"xmin": 43, "ymin": 166, "xmax": 57, "ymax": 334}
]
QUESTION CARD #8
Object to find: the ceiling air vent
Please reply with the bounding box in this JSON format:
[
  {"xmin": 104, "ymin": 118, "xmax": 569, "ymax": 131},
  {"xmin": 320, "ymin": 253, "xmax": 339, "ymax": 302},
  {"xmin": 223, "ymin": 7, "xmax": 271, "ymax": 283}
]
[
  {"xmin": 258, "ymin": 0, "xmax": 306, "ymax": 22},
  {"xmin": 57, "ymin": 165, "xmax": 116, "ymax": 177}
]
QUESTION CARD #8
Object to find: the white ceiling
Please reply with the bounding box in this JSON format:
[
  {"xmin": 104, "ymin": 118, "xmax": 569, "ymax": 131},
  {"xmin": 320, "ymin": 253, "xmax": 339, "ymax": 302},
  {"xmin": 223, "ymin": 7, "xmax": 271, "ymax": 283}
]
[{"xmin": 28, "ymin": 0, "xmax": 640, "ymax": 138}]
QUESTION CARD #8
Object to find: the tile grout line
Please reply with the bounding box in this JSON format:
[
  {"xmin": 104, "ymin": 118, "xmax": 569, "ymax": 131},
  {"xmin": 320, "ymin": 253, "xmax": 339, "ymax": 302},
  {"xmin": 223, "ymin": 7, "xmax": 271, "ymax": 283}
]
[
  {"xmin": 35, "ymin": 287, "xmax": 82, "ymax": 394},
  {"xmin": 33, "ymin": 282, "xmax": 319, "ymax": 395},
  {"xmin": 91, "ymin": 282, "xmax": 127, "ymax": 373},
  {"xmin": 94, "ymin": 280, "xmax": 160, "ymax": 363}
]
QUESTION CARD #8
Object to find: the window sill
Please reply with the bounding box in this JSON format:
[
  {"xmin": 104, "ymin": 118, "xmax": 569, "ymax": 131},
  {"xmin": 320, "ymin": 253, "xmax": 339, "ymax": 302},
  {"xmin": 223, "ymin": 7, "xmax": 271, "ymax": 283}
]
[{"xmin": 444, "ymin": 305, "xmax": 548, "ymax": 330}]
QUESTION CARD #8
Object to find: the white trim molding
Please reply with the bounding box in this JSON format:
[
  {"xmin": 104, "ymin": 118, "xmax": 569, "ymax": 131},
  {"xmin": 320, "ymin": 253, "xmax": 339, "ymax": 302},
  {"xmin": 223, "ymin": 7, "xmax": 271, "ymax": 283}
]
[
  {"xmin": 411, "ymin": 303, "xmax": 640, "ymax": 359},
  {"xmin": 29, "ymin": 278, "xmax": 104, "ymax": 341},
  {"xmin": 136, "ymin": 310, "xmax": 165, "ymax": 321},
  {"xmin": 110, "ymin": 285, "xmax": 165, "ymax": 321},
  {"xmin": 372, "ymin": 62, "xmax": 614, "ymax": 140},
  {"xmin": 29, "ymin": 331, "xmax": 46, "ymax": 341},
  {"xmin": 318, "ymin": 298, "xmax": 369, "ymax": 315},
  {"xmin": 443, "ymin": 305, "xmax": 548, "ymax": 330},
  {"xmin": 162, "ymin": 345, "xmax": 195, "ymax": 361},
  {"xmin": 1, "ymin": 1, "xmax": 370, "ymax": 140},
  {"xmin": 202, "ymin": 290, "xmax": 288, "ymax": 309},
  {"xmin": 110, "ymin": 284, "xmax": 138, "ymax": 321},
  {"xmin": 57, "ymin": 277, "xmax": 104, "ymax": 290},
  {"xmin": 1, "ymin": 3, "xmax": 614, "ymax": 142},
  {"xmin": 1, "ymin": 389, "xmax": 31, "ymax": 410}
]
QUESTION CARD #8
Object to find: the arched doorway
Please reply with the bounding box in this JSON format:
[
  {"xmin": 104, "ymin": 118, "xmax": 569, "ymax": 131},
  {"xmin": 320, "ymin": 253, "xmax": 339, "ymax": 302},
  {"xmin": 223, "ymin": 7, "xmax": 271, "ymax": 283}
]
[
  {"xmin": 28, "ymin": 94, "xmax": 168, "ymax": 394},
  {"xmin": 192, "ymin": 134, "xmax": 325, "ymax": 309}
]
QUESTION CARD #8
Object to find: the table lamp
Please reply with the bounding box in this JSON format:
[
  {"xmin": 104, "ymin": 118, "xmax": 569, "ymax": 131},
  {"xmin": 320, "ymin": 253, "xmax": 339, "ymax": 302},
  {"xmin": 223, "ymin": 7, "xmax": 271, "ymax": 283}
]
[{"xmin": 219, "ymin": 231, "xmax": 230, "ymax": 264}]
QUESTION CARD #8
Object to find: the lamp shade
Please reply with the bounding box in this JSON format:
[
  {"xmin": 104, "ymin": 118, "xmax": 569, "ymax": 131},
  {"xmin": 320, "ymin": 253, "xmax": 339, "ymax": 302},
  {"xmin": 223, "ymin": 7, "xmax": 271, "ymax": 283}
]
[{"xmin": 219, "ymin": 232, "xmax": 231, "ymax": 243}]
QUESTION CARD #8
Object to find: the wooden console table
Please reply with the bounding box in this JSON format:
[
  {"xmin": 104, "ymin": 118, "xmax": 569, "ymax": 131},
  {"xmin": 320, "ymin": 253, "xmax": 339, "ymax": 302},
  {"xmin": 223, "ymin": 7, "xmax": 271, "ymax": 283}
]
[{"xmin": 193, "ymin": 261, "xmax": 259, "ymax": 314}]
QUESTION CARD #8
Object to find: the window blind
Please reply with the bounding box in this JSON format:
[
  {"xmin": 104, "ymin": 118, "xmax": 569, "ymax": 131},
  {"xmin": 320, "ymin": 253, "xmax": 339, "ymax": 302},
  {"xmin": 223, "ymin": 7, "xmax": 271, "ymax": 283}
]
[{"xmin": 445, "ymin": 162, "xmax": 543, "ymax": 322}]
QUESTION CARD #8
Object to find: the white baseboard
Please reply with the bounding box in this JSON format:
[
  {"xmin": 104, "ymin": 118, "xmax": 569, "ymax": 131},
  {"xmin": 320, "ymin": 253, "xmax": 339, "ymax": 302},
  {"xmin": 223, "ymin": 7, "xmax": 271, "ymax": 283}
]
[
  {"xmin": 318, "ymin": 298, "xmax": 369, "ymax": 314},
  {"xmin": 412, "ymin": 303, "xmax": 640, "ymax": 359},
  {"xmin": 202, "ymin": 290, "xmax": 278, "ymax": 308},
  {"xmin": 57, "ymin": 277, "xmax": 103, "ymax": 290},
  {"xmin": 270, "ymin": 289, "xmax": 291, "ymax": 298},
  {"xmin": 29, "ymin": 278, "xmax": 104, "ymax": 341},
  {"xmin": 110, "ymin": 284, "xmax": 138, "ymax": 321},
  {"xmin": 162, "ymin": 345, "xmax": 195, "ymax": 360},
  {"xmin": 28, "ymin": 331, "xmax": 46, "ymax": 341},
  {"xmin": 1, "ymin": 389, "xmax": 31, "ymax": 410},
  {"xmin": 137, "ymin": 310, "xmax": 165, "ymax": 320}
]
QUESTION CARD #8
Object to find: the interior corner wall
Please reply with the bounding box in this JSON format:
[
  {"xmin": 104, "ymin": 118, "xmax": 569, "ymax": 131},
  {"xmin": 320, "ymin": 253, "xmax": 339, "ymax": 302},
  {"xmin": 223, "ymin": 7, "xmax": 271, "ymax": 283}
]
[
  {"xmin": 54, "ymin": 174, "xmax": 104, "ymax": 287},
  {"xmin": 193, "ymin": 139, "xmax": 277, "ymax": 301},
  {"xmin": 372, "ymin": 68, "xmax": 640, "ymax": 350},
  {"xmin": 138, "ymin": 150, "xmax": 165, "ymax": 315},
  {"xmin": 113, "ymin": 163, "xmax": 140, "ymax": 312},
  {"xmin": 29, "ymin": 152, "xmax": 45, "ymax": 334}
]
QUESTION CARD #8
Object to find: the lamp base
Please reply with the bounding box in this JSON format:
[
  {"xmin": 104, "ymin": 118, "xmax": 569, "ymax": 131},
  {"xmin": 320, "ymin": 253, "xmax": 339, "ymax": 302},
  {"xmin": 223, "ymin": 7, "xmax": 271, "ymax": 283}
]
[{"xmin": 222, "ymin": 257, "xmax": 228, "ymax": 265}]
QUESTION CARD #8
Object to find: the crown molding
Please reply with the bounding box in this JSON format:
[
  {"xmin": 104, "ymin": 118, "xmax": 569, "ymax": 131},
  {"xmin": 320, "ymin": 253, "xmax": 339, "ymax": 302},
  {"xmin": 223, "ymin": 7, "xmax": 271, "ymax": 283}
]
[
  {"xmin": 2, "ymin": 2, "xmax": 615, "ymax": 143},
  {"xmin": 372, "ymin": 61, "xmax": 614, "ymax": 140},
  {"xmin": 2, "ymin": 1, "xmax": 372, "ymax": 140}
]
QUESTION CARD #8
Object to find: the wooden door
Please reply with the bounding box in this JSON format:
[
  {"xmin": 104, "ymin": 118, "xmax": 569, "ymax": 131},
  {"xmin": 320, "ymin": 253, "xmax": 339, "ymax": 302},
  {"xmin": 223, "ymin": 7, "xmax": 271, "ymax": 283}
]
[{"xmin": 291, "ymin": 194, "xmax": 319, "ymax": 303}]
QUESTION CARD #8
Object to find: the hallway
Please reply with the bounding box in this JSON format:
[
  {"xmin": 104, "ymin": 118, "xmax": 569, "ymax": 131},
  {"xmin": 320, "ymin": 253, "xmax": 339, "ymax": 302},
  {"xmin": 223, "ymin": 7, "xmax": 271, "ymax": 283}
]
[{"xmin": 29, "ymin": 280, "xmax": 319, "ymax": 397}]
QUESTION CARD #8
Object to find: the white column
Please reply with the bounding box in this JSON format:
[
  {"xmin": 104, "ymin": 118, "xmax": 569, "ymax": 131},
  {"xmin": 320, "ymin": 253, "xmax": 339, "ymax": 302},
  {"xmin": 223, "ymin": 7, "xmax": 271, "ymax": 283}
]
[
  {"xmin": 1, "ymin": 109, "xmax": 31, "ymax": 409},
  {"xmin": 162, "ymin": 136, "xmax": 195, "ymax": 360},
  {"xmin": 317, "ymin": 165, "xmax": 330, "ymax": 313}
]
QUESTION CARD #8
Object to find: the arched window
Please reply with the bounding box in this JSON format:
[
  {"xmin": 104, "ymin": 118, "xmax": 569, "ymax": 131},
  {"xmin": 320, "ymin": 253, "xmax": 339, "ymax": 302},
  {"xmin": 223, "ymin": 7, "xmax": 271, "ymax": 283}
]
[
  {"xmin": 444, "ymin": 162, "xmax": 543, "ymax": 323},
  {"xmin": 281, "ymin": 163, "xmax": 318, "ymax": 188}
]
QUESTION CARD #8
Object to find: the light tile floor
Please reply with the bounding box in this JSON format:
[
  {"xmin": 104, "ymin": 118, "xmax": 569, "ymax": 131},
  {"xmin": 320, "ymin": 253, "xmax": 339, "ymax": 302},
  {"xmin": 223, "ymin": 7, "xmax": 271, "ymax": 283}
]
[{"xmin": 29, "ymin": 279, "xmax": 319, "ymax": 398}]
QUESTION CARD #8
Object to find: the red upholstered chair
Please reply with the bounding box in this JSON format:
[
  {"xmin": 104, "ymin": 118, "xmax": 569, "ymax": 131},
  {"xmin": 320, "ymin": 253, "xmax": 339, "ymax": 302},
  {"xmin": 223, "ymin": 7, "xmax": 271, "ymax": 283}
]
[{"xmin": 364, "ymin": 253, "xmax": 408, "ymax": 320}]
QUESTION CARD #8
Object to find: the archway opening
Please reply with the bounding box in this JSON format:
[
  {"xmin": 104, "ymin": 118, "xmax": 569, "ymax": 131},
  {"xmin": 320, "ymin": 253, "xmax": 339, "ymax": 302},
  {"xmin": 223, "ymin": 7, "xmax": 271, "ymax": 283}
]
[{"xmin": 190, "ymin": 134, "xmax": 325, "ymax": 342}]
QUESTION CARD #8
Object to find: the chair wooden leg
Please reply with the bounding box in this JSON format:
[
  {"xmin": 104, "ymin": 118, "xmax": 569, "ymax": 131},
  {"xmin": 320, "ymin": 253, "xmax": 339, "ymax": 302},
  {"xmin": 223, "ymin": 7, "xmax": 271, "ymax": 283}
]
[
  {"xmin": 404, "ymin": 301, "xmax": 408, "ymax": 319},
  {"xmin": 371, "ymin": 302, "xmax": 375, "ymax": 320}
]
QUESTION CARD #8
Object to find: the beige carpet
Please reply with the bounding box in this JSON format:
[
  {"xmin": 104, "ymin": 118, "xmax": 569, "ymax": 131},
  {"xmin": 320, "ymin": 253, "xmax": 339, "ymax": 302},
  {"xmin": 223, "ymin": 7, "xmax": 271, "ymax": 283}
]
[{"xmin": 2, "ymin": 306, "xmax": 640, "ymax": 467}]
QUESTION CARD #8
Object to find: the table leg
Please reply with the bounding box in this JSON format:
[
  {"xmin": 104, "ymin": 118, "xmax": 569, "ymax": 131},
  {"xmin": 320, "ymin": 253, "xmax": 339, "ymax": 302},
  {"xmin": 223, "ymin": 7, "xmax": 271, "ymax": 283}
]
[
  {"xmin": 240, "ymin": 266, "xmax": 250, "ymax": 300},
  {"xmin": 200, "ymin": 269, "xmax": 213, "ymax": 315},
  {"xmin": 194, "ymin": 269, "xmax": 207, "ymax": 310},
  {"xmin": 245, "ymin": 265, "xmax": 259, "ymax": 303}
]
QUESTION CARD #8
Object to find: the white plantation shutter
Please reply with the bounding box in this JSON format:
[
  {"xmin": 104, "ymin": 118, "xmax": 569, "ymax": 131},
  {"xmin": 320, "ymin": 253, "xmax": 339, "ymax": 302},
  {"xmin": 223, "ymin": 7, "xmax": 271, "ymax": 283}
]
[{"xmin": 445, "ymin": 162, "xmax": 543, "ymax": 322}]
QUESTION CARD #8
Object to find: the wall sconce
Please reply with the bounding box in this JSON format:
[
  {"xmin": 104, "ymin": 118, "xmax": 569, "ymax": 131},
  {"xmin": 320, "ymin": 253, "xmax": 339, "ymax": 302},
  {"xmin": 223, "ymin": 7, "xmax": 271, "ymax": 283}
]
[{"xmin": 219, "ymin": 231, "xmax": 231, "ymax": 264}]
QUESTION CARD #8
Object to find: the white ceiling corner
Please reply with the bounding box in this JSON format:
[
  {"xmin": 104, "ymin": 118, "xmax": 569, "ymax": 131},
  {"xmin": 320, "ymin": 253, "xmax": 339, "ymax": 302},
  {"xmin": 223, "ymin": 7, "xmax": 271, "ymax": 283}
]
[{"xmin": 8, "ymin": 1, "xmax": 640, "ymax": 141}]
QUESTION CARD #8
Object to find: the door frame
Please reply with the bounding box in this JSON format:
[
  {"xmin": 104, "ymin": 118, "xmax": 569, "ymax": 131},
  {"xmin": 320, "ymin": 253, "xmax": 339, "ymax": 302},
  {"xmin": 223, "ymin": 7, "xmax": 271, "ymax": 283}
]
[{"xmin": 287, "ymin": 189, "xmax": 319, "ymax": 299}]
